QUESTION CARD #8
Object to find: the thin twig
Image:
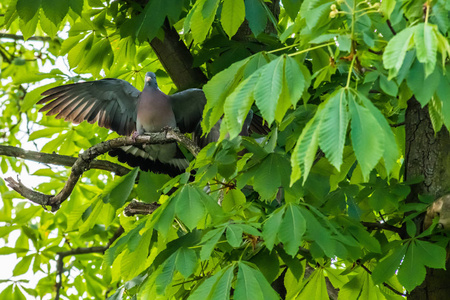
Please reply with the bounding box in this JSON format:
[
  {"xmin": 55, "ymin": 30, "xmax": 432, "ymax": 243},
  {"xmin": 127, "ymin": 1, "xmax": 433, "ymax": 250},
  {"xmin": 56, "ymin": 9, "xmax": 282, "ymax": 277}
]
[
  {"xmin": 359, "ymin": 263, "xmax": 407, "ymax": 297},
  {"xmin": 55, "ymin": 227, "xmax": 124, "ymax": 300},
  {"xmin": 361, "ymin": 221, "xmax": 404, "ymax": 235}
]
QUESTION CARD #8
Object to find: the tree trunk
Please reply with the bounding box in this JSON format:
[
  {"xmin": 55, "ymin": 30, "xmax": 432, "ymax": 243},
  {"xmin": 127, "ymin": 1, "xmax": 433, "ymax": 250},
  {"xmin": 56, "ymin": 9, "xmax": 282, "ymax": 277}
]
[{"xmin": 405, "ymin": 98, "xmax": 450, "ymax": 299}]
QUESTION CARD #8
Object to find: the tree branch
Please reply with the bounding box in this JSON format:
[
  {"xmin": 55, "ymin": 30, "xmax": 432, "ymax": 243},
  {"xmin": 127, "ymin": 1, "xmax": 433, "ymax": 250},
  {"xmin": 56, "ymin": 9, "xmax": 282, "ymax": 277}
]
[
  {"xmin": 55, "ymin": 227, "xmax": 124, "ymax": 300},
  {"xmin": 361, "ymin": 221, "xmax": 404, "ymax": 235},
  {"xmin": 0, "ymin": 33, "xmax": 54, "ymax": 42},
  {"xmin": 0, "ymin": 145, "xmax": 131, "ymax": 176},
  {"xmin": 359, "ymin": 263, "xmax": 407, "ymax": 297},
  {"xmin": 124, "ymin": 200, "xmax": 160, "ymax": 216},
  {"xmin": 5, "ymin": 129, "xmax": 199, "ymax": 212}
]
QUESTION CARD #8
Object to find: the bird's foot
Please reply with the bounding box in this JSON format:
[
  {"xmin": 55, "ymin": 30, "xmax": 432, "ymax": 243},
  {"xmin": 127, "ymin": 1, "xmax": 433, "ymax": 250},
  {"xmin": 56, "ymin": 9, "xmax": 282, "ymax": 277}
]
[{"xmin": 131, "ymin": 131, "xmax": 139, "ymax": 142}]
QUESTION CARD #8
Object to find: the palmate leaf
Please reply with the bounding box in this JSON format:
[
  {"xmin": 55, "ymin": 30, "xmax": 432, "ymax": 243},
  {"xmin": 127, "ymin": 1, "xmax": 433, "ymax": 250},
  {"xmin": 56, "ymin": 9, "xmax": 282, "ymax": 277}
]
[
  {"xmin": 318, "ymin": 88, "xmax": 349, "ymax": 171},
  {"xmin": 383, "ymin": 27, "xmax": 414, "ymax": 78},
  {"xmin": 278, "ymin": 203, "xmax": 306, "ymax": 256},
  {"xmin": 297, "ymin": 268, "xmax": 328, "ymax": 300},
  {"xmin": 16, "ymin": 0, "xmax": 41, "ymax": 23},
  {"xmin": 356, "ymin": 91, "xmax": 400, "ymax": 174},
  {"xmin": 221, "ymin": 0, "xmax": 245, "ymax": 38},
  {"xmin": 397, "ymin": 240, "xmax": 446, "ymax": 291},
  {"xmin": 235, "ymin": 262, "xmax": 279, "ymax": 300},
  {"xmin": 348, "ymin": 95, "xmax": 384, "ymax": 180},
  {"xmin": 244, "ymin": 0, "xmax": 267, "ymax": 36},
  {"xmin": 254, "ymin": 57, "xmax": 284, "ymax": 125},
  {"xmin": 372, "ymin": 243, "xmax": 407, "ymax": 285},
  {"xmin": 187, "ymin": 0, "xmax": 220, "ymax": 43},
  {"xmin": 175, "ymin": 185, "xmax": 206, "ymax": 230},
  {"xmin": 290, "ymin": 106, "xmax": 323, "ymax": 184},
  {"xmin": 262, "ymin": 207, "xmax": 284, "ymax": 251},
  {"xmin": 187, "ymin": 265, "xmax": 235, "ymax": 300},
  {"xmin": 221, "ymin": 70, "xmax": 259, "ymax": 139},
  {"xmin": 414, "ymin": 23, "xmax": 437, "ymax": 77},
  {"xmin": 202, "ymin": 57, "xmax": 249, "ymax": 132},
  {"xmin": 41, "ymin": 0, "xmax": 68, "ymax": 27}
]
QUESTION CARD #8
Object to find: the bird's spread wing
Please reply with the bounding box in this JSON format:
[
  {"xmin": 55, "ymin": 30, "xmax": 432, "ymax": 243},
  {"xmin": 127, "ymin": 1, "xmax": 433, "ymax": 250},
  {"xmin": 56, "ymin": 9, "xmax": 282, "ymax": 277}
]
[
  {"xmin": 169, "ymin": 88, "xmax": 206, "ymax": 133},
  {"xmin": 38, "ymin": 78, "xmax": 140, "ymax": 136}
]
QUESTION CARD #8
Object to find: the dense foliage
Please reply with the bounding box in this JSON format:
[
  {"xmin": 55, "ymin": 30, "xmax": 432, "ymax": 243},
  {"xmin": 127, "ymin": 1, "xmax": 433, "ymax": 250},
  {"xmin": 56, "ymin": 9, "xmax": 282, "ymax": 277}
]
[{"xmin": 1, "ymin": 0, "xmax": 450, "ymax": 299}]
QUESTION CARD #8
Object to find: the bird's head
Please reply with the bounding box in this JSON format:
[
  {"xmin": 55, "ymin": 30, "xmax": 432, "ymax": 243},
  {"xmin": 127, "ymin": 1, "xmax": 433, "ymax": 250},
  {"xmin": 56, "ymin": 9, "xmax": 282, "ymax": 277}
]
[{"xmin": 145, "ymin": 72, "xmax": 158, "ymax": 88}]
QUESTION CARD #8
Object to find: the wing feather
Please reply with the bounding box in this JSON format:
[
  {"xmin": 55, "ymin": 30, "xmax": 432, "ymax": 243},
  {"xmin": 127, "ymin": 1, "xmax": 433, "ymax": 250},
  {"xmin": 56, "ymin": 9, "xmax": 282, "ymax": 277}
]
[{"xmin": 39, "ymin": 79, "xmax": 140, "ymax": 136}]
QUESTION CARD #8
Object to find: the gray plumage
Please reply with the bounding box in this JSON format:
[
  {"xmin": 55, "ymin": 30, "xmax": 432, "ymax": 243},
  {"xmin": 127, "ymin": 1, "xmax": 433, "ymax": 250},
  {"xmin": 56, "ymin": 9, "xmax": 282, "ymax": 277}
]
[{"xmin": 38, "ymin": 72, "xmax": 206, "ymax": 176}]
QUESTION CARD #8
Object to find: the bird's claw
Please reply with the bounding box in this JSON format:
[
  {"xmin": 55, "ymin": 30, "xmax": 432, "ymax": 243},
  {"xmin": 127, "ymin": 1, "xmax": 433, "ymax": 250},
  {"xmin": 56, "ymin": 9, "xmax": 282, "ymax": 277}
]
[{"xmin": 131, "ymin": 131, "xmax": 139, "ymax": 142}]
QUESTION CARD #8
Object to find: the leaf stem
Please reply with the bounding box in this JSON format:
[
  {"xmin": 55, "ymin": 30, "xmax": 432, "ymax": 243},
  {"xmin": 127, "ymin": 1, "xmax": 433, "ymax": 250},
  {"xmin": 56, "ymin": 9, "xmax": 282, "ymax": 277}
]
[
  {"xmin": 288, "ymin": 42, "xmax": 335, "ymax": 57},
  {"xmin": 346, "ymin": 55, "xmax": 356, "ymax": 88}
]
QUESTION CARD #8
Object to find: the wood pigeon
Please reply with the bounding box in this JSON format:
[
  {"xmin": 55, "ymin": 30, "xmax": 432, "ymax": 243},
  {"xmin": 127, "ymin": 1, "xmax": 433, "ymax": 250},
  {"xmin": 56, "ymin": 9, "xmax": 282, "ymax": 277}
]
[{"xmin": 38, "ymin": 72, "xmax": 269, "ymax": 176}]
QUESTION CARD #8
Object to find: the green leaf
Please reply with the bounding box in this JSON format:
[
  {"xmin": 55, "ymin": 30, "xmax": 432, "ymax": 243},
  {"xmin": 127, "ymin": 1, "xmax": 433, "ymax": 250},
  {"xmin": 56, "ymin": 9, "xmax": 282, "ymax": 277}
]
[
  {"xmin": 318, "ymin": 88, "xmax": 349, "ymax": 170},
  {"xmin": 12, "ymin": 255, "xmax": 33, "ymax": 276},
  {"xmin": 221, "ymin": 0, "xmax": 245, "ymax": 38},
  {"xmin": 208, "ymin": 265, "xmax": 235, "ymax": 300},
  {"xmin": 278, "ymin": 204, "xmax": 306, "ymax": 256},
  {"xmin": 300, "ymin": 207, "xmax": 335, "ymax": 257},
  {"xmin": 379, "ymin": 74, "xmax": 398, "ymax": 97},
  {"xmin": 108, "ymin": 168, "xmax": 138, "ymax": 209},
  {"xmin": 200, "ymin": 227, "xmax": 225, "ymax": 260},
  {"xmin": 222, "ymin": 189, "xmax": 246, "ymax": 212},
  {"xmin": 222, "ymin": 70, "xmax": 258, "ymax": 139},
  {"xmin": 226, "ymin": 224, "xmax": 244, "ymax": 247},
  {"xmin": 397, "ymin": 241, "xmax": 426, "ymax": 292},
  {"xmin": 262, "ymin": 207, "xmax": 284, "ymax": 251},
  {"xmin": 19, "ymin": 11, "xmax": 39, "ymax": 40},
  {"xmin": 155, "ymin": 253, "xmax": 177, "ymax": 294},
  {"xmin": 282, "ymin": 0, "xmax": 302, "ymax": 20},
  {"xmin": 188, "ymin": 0, "xmax": 220, "ymax": 43},
  {"xmin": 235, "ymin": 262, "xmax": 264, "ymax": 300},
  {"xmin": 284, "ymin": 56, "xmax": 307, "ymax": 108},
  {"xmin": 175, "ymin": 186, "xmax": 206, "ymax": 230},
  {"xmin": 16, "ymin": 0, "xmax": 41, "ymax": 22},
  {"xmin": 415, "ymin": 240, "xmax": 446, "ymax": 269},
  {"xmin": 187, "ymin": 266, "xmax": 234, "ymax": 300},
  {"xmin": 372, "ymin": 243, "xmax": 407, "ymax": 284},
  {"xmin": 69, "ymin": 0, "xmax": 83, "ymax": 15},
  {"xmin": 297, "ymin": 269, "xmax": 328, "ymax": 300},
  {"xmin": 175, "ymin": 247, "xmax": 198, "ymax": 278},
  {"xmin": 383, "ymin": 27, "xmax": 414, "ymax": 78},
  {"xmin": 135, "ymin": 0, "xmax": 166, "ymax": 42},
  {"xmin": 357, "ymin": 92, "xmax": 399, "ymax": 174},
  {"xmin": 202, "ymin": 58, "xmax": 249, "ymax": 132},
  {"xmin": 254, "ymin": 57, "xmax": 284, "ymax": 125},
  {"xmin": 41, "ymin": 0, "xmax": 68, "ymax": 26},
  {"xmin": 251, "ymin": 153, "xmax": 290, "ymax": 200},
  {"xmin": 406, "ymin": 60, "xmax": 441, "ymax": 106},
  {"xmin": 290, "ymin": 107, "xmax": 323, "ymax": 184},
  {"xmin": 349, "ymin": 95, "xmax": 384, "ymax": 180},
  {"xmin": 245, "ymin": 0, "xmax": 267, "ymax": 36},
  {"xmin": 137, "ymin": 171, "xmax": 169, "ymax": 203},
  {"xmin": 414, "ymin": 23, "xmax": 437, "ymax": 77}
]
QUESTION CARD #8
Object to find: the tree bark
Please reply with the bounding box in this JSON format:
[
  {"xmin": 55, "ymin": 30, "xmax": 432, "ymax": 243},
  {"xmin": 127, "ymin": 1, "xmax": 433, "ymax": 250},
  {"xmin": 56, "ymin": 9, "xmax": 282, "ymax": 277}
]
[
  {"xmin": 405, "ymin": 98, "xmax": 450, "ymax": 299},
  {"xmin": 150, "ymin": 22, "xmax": 208, "ymax": 90}
]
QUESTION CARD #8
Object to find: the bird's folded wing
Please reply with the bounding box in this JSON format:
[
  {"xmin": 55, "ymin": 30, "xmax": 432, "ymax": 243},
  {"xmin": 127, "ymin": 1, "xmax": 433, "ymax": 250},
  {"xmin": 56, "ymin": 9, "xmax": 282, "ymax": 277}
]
[
  {"xmin": 169, "ymin": 88, "xmax": 207, "ymax": 133},
  {"xmin": 38, "ymin": 78, "xmax": 140, "ymax": 136}
]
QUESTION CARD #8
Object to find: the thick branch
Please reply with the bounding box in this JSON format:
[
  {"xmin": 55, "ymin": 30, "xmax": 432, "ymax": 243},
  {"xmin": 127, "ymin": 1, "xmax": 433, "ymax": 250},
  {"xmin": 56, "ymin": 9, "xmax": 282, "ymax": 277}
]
[
  {"xmin": 0, "ymin": 145, "xmax": 131, "ymax": 176},
  {"xmin": 150, "ymin": 22, "xmax": 208, "ymax": 90},
  {"xmin": 124, "ymin": 200, "xmax": 160, "ymax": 216},
  {"xmin": 5, "ymin": 129, "xmax": 199, "ymax": 212}
]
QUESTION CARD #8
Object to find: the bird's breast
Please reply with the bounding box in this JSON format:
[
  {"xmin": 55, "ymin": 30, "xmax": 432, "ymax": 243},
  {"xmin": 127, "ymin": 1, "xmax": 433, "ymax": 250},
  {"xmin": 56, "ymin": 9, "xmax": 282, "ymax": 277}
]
[{"xmin": 136, "ymin": 93, "xmax": 176, "ymax": 132}]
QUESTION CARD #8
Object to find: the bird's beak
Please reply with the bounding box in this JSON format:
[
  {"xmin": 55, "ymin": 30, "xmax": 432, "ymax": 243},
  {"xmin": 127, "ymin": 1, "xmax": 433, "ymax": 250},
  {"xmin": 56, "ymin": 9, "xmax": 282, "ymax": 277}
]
[{"xmin": 145, "ymin": 76, "xmax": 151, "ymax": 82}]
